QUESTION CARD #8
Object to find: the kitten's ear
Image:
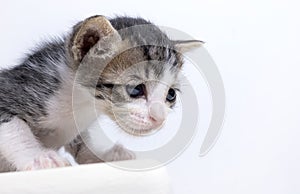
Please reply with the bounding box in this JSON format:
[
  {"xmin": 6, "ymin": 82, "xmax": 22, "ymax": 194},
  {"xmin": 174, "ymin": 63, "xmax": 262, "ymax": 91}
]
[
  {"xmin": 173, "ymin": 40, "xmax": 204, "ymax": 53},
  {"xmin": 70, "ymin": 15, "xmax": 116, "ymax": 63}
]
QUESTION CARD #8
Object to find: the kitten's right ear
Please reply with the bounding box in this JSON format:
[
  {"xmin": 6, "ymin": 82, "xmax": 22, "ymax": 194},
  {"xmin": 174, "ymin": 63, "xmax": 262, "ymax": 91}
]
[
  {"xmin": 69, "ymin": 15, "xmax": 116, "ymax": 63},
  {"xmin": 173, "ymin": 40, "xmax": 204, "ymax": 53}
]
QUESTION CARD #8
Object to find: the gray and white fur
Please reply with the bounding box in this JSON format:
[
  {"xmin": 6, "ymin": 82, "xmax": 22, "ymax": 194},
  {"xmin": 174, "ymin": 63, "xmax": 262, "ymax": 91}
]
[{"xmin": 0, "ymin": 15, "xmax": 202, "ymax": 172}]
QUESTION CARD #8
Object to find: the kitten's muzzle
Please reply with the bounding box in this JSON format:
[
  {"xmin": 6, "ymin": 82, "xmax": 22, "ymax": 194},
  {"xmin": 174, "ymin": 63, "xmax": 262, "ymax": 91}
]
[{"xmin": 148, "ymin": 101, "xmax": 167, "ymax": 125}]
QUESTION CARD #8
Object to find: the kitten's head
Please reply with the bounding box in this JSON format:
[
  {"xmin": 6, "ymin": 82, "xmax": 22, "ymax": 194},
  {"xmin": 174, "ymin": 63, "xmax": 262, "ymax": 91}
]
[{"xmin": 68, "ymin": 15, "xmax": 202, "ymax": 136}]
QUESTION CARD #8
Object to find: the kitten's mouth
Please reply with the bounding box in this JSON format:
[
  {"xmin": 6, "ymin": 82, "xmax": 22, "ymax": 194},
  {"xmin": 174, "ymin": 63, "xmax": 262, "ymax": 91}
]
[
  {"xmin": 121, "ymin": 124, "xmax": 163, "ymax": 136},
  {"xmin": 115, "ymin": 113, "xmax": 165, "ymax": 136},
  {"xmin": 113, "ymin": 107, "xmax": 165, "ymax": 137}
]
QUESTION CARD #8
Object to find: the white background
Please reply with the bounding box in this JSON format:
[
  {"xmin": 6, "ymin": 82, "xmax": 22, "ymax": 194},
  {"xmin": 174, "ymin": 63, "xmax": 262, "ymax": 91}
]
[{"xmin": 1, "ymin": 0, "xmax": 300, "ymax": 194}]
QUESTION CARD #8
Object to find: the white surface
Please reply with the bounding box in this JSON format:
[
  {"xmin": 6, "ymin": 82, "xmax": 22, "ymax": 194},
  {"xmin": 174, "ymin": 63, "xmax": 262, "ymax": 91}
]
[
  {"xmin": 1, "ymin": 1, "xmax": 300, "ymax": 194},
  {"xmin": 0, "ymin": 160, "xmax": 171, "ymax": 194}
]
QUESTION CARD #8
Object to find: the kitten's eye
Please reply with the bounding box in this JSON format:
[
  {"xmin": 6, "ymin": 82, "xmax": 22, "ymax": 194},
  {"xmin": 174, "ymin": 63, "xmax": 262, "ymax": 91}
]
[
  {"xmin": 126, "ymin": 84, "xmax": 145, "ymax": 98},
  {"xmin": 166, "ymin": 88, "xmax": 176, "ymax": 102}
]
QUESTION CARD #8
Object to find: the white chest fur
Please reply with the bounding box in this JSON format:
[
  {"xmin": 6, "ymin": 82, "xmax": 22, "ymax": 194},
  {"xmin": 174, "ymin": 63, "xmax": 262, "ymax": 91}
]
[{"xmin": 36, "ymin": 67, "xmax": 99, "ymax": 148}]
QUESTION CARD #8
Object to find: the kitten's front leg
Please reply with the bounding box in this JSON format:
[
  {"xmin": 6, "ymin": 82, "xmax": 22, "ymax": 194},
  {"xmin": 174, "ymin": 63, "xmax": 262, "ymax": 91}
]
[
  {"xmin": 67, "ymin": 135, "xmax": 136, "ymax": 164},
  {"xmin": 0, "ymin": 117, "xmax": 69, "ymax": 171},
  {"xmin": 101, "ymin": 144, "xmax": 136, "ymax": 162}
]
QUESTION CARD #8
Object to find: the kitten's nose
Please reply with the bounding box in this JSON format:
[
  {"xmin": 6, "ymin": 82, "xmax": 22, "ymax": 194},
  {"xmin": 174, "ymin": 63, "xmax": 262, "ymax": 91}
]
[{"xmin": 148, "ymin": 101, "xmax": 167, "ymax": 124}]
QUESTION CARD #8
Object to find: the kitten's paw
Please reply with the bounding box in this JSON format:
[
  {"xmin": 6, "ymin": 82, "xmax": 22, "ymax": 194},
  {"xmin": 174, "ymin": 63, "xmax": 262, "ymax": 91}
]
[
  {"xmin": 22, "ymin": 150, "xmax": 70, "ymax": 171},
  {"xmin": 102, "ymin": 144, "xmax": 136, "ymax": 162}
]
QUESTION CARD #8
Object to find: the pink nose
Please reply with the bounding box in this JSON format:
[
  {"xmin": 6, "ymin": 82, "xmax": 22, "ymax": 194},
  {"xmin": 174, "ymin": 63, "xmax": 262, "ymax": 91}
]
[{"xmin": 148, "ymin": 101, "xmax": 167, "ymax": 124}]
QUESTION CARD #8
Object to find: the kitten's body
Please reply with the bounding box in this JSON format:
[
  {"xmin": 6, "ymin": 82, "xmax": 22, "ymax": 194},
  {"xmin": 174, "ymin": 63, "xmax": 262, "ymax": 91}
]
[{"xmin": 0, "ymin": 15, "xmax": 201, "ymax": 172}]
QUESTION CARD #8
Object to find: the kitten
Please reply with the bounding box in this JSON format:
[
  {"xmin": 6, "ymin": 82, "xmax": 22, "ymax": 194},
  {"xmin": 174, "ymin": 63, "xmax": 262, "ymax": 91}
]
[{"xmin": 0, "ymin": 15, "xmax": 202, "ymax": 172}]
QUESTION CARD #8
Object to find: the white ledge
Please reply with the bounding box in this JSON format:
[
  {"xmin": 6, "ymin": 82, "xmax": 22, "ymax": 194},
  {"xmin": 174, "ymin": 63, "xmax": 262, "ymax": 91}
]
[{"xmin": 0, "ymin": 160, "xmax": 172, "ymax": 194}]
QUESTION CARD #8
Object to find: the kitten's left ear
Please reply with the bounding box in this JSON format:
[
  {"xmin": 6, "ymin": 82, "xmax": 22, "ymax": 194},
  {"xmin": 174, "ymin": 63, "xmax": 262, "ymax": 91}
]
[
  {"xmin": 69, "ymin": 15, "xmax": 117, "ymax": 63},
  {"xmin": 173, "ymin": 40, "xmax": 204, "ymax": 53}
]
